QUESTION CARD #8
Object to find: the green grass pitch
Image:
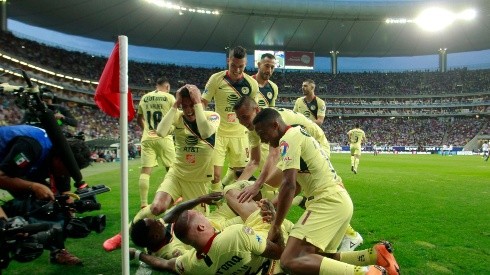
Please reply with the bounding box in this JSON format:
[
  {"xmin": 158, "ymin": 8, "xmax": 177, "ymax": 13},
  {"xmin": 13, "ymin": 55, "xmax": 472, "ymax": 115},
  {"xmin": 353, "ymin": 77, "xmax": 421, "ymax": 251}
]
[{"xmin": 6, "ymin": 153, "xmax": 490, "ymax": 274}]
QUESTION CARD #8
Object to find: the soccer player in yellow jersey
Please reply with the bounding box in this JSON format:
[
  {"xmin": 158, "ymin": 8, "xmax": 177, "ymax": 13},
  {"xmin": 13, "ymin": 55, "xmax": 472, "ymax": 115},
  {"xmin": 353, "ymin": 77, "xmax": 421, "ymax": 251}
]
[
  {"xmin": 202, "ymin": 46, "xmax": 259, "ymax": 189},
  {"xmin": 137, "ymin": 77, "xmax": 176, "ymax": 208},
  {"xmin": 293, "ymin": 79, "xmax": 326, "ymax": 126},
  {"xmin": 253, "ymin": 53, "xmax": 279, "ymax": 108},
  {"xmin": 128, "ymin": 180, "xmax": 288, "ymax": 265},
  {"xmin": 128, "ymin": 191, "xmax": 287, "ymax": 274},
  {"xmin": 348, "ymin": 123, "xmax": 367, "ymax": 174},
  {"xmin": 129, "ymin": 193, "xmax": 223, "ymax": 262},
  {"xmin": 234, "ymin": 96, "xmax": 363, "ymax": 252},
  {"xmin": 253, "ymin": 108, "xmax": 400, "ymax": 275},
  {"xmin": 232, "ymin": 96, "xmax": 330, "ymax": 202},
  {"xmin": 103, "ymin": 84, "xmax": 220, "ymax": 251}
]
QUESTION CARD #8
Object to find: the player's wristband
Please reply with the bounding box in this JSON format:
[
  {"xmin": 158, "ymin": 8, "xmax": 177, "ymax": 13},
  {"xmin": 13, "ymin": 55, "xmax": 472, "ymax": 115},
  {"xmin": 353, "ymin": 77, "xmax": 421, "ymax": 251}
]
[{"xmin": 134, "ymin": 250, "xmax": 142, "ymax": 261}]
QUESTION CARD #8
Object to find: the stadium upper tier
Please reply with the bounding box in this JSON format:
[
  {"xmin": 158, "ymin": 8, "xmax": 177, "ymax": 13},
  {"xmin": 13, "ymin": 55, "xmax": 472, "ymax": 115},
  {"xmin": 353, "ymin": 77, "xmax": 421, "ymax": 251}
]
[{"xmin": 0, "ymin": 31, "xmax": 489, "ymax": 119}]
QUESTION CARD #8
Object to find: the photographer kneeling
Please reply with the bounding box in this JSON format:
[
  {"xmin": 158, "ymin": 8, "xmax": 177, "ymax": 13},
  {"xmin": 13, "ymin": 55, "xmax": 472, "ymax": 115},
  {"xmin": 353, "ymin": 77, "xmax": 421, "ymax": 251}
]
[{"xmin": 0, "ymin": 125, "xmax": 91, "ymax": 265}]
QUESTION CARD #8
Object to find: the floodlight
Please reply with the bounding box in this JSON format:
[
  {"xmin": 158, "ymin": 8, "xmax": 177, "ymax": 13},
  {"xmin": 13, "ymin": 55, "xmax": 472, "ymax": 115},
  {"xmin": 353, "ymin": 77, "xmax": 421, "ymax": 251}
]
[
  {"xmin": 415, "ymin": 7, "xmax": 455, "ymax": 32},
  {"xmin": 458, "ymin": 9, "xmax": 476, "ymax": 20}
]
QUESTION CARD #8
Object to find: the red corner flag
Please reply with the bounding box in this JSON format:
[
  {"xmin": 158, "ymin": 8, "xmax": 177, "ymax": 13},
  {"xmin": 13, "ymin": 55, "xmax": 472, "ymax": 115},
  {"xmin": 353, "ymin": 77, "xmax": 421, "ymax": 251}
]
[{"xmin": 94, "ymin": 42, "xmax": 135, "ymax": 121}]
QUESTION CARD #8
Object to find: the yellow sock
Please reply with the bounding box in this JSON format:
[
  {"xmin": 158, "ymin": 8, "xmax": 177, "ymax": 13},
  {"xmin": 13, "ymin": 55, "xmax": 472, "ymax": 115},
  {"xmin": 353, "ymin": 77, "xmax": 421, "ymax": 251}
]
[
  {"xmin": 319, "ymin": 257, "xmax": 355, "ymax": 275},
  {"xmin": 222, "ymin": 168, "xmax": 237, "ymax": 186},
  {"xmin": 291, "ymin": 195, "xmax": 306, "ymax": 206},
  {"xmin": 209, "ymin": 181, "xmax": 223, "ymax": 192},
  {"xmin": 345, "ymin": 224, "xmax": 357, "ymax": 236},
  {"xmin": 339, "ymin": 247, "xmax": 377, "ymax": 265},
  {"xmin": 354, "ymin": 158, "xmax": 360, "ymax": 170},
  {"xmin": 138, "ymin": 174, "xmax": 150, "ymax": 207},
  {"xmin": 351, "ymin": 156, "xmax": 355, "ymax": 166}
]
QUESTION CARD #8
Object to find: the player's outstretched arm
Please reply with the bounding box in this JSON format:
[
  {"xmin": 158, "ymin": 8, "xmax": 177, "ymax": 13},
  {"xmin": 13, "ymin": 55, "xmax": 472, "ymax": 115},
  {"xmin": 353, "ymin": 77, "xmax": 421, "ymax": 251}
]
[
  {"xmin": 163, "ymin": 192, "xmax": 223, "ymax": 223},
  {"xmin": 130, "ymin": 248, "xmax": 177, "ymax": 272},
  {"xmin": 238, "ymin": 146, "xmax": 281, "ymax": 203},
  {"xmin": 258, "ymin": 199, "xmax": 284, "ymax": 260}
]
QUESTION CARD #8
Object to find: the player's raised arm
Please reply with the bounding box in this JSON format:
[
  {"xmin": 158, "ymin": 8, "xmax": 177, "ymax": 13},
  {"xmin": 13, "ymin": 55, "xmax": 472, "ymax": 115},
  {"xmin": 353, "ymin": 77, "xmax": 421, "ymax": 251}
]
[{"xmin": 130, "ymin": 248, "xmax": 177, "ymax": 272}]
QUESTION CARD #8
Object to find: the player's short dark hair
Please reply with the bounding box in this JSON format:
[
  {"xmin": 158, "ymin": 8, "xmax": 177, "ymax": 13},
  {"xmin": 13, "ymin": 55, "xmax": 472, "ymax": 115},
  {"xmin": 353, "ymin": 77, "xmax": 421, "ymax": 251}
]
[
  {"xmin": 253, "ymin": 108, "xmax": 281, "ymax": 126},
  {"xmin": 355, "ymin": 123, "xmax": 360, "ymax": 128},
  {"xmin": 130, "ymin": 219, "xmax": 150, "ymax": 248},
  {"xmin": 68, "ymin": 139, "xmax": 91, "ymax": 170},
  {"xmin": 179, "ymin": 86, "xmax": 190, "ymax": 98},
  {"xmin": 229, "ymin": 46, "xmax": 247, "ymax": 59},
  {"xmin": 173, "ymin": 210, "xmax": 190, "ymax": 242},
  {"xmin": 156, "ymin": 77, "xmax": 169, "ymax": 86},
  {"xmin": 304, "ymin": 79, "xmax": 315, "ymax": 85},
  {"xmin": 233, "ymin": 96, "xmax": 257, "ymax": 111},
  {"xmin": 261, "ymin": 53, "xmax": 275, "ymax": 60}
]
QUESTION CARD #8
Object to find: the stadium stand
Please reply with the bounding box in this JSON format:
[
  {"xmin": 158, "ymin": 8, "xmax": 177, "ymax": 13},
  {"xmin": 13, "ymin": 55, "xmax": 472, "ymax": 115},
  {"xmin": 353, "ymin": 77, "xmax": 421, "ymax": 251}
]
[{"xmin": 0, "ymin": 32, "xmax": 488, "ymax": 151}]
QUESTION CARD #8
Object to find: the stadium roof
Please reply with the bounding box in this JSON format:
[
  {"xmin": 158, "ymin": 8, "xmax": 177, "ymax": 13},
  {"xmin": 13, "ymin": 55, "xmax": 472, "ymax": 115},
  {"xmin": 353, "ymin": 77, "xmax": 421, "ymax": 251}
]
[{"xmin": 7, "ymin": 0, "xmax": 490, "ymax": 57}]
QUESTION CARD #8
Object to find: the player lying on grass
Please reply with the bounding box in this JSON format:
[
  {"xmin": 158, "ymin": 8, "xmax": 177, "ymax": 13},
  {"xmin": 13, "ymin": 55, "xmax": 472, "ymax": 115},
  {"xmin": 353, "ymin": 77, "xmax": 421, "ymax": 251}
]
[{"xmin": 129, "ymin": 189, "xmax": 288, "ymax": 274}]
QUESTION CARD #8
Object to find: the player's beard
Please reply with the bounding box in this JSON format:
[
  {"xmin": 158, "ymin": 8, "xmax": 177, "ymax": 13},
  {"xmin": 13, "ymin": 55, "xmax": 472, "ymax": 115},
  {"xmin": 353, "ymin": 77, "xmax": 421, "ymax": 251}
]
[{"xmin": 260, "ymin": 71, "xmax": 270, "ymax": 81}]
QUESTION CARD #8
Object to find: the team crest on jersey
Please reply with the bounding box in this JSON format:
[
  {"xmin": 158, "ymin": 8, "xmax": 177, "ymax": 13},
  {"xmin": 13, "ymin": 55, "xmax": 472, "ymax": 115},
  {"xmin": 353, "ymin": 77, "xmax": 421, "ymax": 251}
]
[
  {"xmin": 267, "ymin": 92, "xmax": 272, "ymax": 99},
  {"xmin": 243, "ymin": 226, "xmax": 255, "ymax": 235},
  {"xmin": 241, "ymin": 87, "xmax": 250, "ymax": 95},
  {"xmin": 279, "ymin": 140, "xmax": 289, "ymax": 157},
  {"xmin": 14, "ymin": 153, "xmax": 30, "ymax": 168},
  {"xmin": 310, "ymin": 105, "xmax": 316, "ymax": 110}
]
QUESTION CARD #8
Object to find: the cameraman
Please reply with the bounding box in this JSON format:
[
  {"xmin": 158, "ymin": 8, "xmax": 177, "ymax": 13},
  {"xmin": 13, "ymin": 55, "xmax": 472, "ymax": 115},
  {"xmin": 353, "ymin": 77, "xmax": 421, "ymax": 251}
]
[
  {"xmin": 22, "ymin": 87, "xmax": 78, "ymax": 129},
  {"xmin": 0, "ymin": 125, "xmax": 91, "ymax": 265}
]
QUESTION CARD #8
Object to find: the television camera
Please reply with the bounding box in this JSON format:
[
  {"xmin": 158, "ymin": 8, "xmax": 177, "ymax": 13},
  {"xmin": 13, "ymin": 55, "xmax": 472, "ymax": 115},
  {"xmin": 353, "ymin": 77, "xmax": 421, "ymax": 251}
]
[
  {"xmin": 0, "ymin": 71, "xmax": 111, "ymax": 270},
  {"xmin": 0, "ymin": 216, "xmax": 63, "ymax": 270},
  {"xmin": 3, "ymin": 185, "xmax": 111, "ymax": 239}
]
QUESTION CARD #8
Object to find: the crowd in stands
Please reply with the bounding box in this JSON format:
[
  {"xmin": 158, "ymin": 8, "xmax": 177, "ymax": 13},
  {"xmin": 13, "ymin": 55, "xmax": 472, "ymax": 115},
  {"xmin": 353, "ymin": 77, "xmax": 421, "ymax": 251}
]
[
  {"xmin": 2, "ymin": 31, "xmax": 490, "ymax": 97},
  {"xmin": 323, "ymin": 117, "xmax": 487, "ymax": 147},
  {"xmin": 0, "ymin": 31, "xmax": 489, "ymax": 149},
  {"xmin": 2, "ymin": 92, "xmax": 486, "ymax": 148},
  {"xmin": 273, "ymin": 69, "xmax": 490, "ymax": 96}
]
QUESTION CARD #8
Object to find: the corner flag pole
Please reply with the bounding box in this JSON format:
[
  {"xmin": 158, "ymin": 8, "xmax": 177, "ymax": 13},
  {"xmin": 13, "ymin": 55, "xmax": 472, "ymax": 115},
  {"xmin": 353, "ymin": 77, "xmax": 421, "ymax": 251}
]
[{"xmin": 118, "ymin": 35, "xmax": 130, "ymax": 274}]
